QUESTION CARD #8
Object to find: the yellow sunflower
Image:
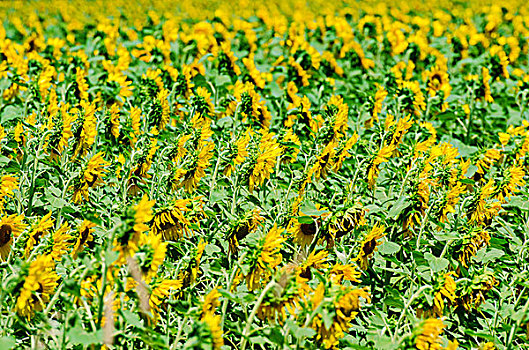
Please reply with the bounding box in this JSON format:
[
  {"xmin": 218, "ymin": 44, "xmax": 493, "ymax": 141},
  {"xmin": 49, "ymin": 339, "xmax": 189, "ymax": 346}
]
[
  {"xmin": 25, "ymin": 211, "xmax": 54, "ymax": 258},
  {"xmin": 356, "ymin": 223, "xmax": 386, "ymax": 270},
  {"xmin": 0, "ymin": 213, "xmax": 26, "ymax": 260},
  {"xmin": 245, "ymin": 224, "xmax": 285, "ymax": 291},
  {"xmin": 72, "ymin": 220, "xmax": 96, "ymax": 258},
  {"xmin": 16, "ymin": 254, "xmax": 59, "ymax": 320}
]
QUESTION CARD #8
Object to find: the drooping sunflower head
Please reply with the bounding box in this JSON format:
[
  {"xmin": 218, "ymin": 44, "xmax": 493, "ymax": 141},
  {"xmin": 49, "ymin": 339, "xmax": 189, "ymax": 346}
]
[
  {"xmin": 15, "ymin": 254, "xmax": 59, "ymax": 320},
  {"xmin": 72, "ymin": 219, "xmax": 96, "ymax": 258},
  {"xmin": 25, "ymin": 211, "xmax": 54, "ymax": 258},
  {"xmin": 328, "ymin": 203, "xmax": 367, "ymax": 240},
  {"xmin": 133, "ymin": 233, "xmax": 167, "ymax": 283},
  {"xmin": 0, "ymin": 213, "xmax": 26, "ymax": 260},
  {"xmin": 226, "ymin": 209, "xmax": 264, "ymax": 255},
  {"xmin": 355, "ymin": 223, "xmax": 386, "ymax": 270}
]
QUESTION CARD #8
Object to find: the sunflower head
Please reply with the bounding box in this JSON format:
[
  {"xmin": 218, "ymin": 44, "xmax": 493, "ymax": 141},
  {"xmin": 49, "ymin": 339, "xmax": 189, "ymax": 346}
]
[{"xmin": 0, "ymin": 213, "xmax": 26, "ymax": 260}]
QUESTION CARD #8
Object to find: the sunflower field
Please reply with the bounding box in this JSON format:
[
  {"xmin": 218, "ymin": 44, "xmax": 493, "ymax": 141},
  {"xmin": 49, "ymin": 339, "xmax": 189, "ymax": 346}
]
[{"xmin": 1, "ymin": 0, "xmax": 529, "ymax": 349}]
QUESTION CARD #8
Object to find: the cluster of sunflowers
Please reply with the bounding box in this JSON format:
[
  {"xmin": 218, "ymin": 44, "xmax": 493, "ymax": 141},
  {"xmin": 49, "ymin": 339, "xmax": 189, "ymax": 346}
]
[{"xmin": 1, "ymin": 0, "xmax": 529, "ymax": 349}]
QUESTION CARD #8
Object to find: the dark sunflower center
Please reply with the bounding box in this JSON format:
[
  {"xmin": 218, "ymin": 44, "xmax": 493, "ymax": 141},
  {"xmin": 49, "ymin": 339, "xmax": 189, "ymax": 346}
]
[
  {"xmin": 79, "ymin": 227, "xmax": 90, "ymax": 245},
  {"xmin": 0, "ymin": 224, "xmax": 12, "ymax": 246},
  {"xmin": 300, "ymin": 222, "xmax": 316, "ymax": 236},
  {"xmin": 363, "ymin": 238, "xmax": 377, "ymax": 255}
]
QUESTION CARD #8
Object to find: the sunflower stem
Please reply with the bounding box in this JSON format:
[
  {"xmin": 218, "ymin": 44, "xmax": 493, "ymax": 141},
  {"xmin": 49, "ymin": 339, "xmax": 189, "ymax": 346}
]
[{"xmin": 240, "ymin": 280, "xmax": 276, "ymax": 350}]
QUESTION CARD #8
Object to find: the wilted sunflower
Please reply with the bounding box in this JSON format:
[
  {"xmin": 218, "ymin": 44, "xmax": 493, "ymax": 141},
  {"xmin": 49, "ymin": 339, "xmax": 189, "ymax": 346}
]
[
  {"xmin": 151, "ymin": 199, "xmax": 193, "ymax": 241},
  {"xmin": 16, "ymin": 254, "xmax": 59, "ymax": 320},
  {"xmin": 0, "ymin": 213, "xmax": 26, "ymax": 260},
  {"xmin": 328, "ymin": 203, "xmax": 367, "ymax": 240},
  {"xmin": 456, "ymin": 270, "xmax": 497, "ymax": 311},
  {"xmin": 226, "ymin": 209, "xmax": 264, "ymax": 255},
  {"xmin": 356, "ymin": 223, "xmax": 386, "ymax": 270},
  {"xmin": 149, "ymin": 279, "xmax": 183, "ymax": 324},
  {"xmin": 25, "ymin": 211, "xmax": 54, "ymax": 258},
  {"xmin": 71, "ymin": 152, "xmax": 110, "ymax": 203},
  {"xmin": 179, "ymin": 239, "xmax": 207, "ymax": 288},
  {"xmin": 72, "ymin": 220, "xmax": 95, "ymax": 258},
  {"xmin": 310, "ymin": 282, "xmax": 371, "ymax": 349},
  {"xmin": 115, "ymin": 195, "xmax": 155, "ymax": 261},
  {"xmin": 417, "ymin": 272, "xmax": 456, "ymax": 318},
  {"xmin": 244, "ymin": 225, "xmax": 286, "ymax": 291},
  {"xmin": 257, "ymin": 270, "xmax": 307, "ymax": 323},
  {"xmin": 132, "ymin": 233, "xmax": 167, "ymax": 283}
]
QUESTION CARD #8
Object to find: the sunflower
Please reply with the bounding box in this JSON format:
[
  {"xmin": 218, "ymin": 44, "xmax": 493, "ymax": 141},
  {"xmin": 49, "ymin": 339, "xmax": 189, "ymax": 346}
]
[
  {"xmin": 149, "ymin": 279, "xmax": 183, "ymax": 324},
  {"xmin": 133, "ymin": 233, "xmax": 167, "ymax": 283},
  {"xmin": 72, "ymin": 219, "xmax": 95, "ymax": 258},
  {"xmin": 128, "ymin": 138, "xmax": 159, "ymax": 195},
  {"xmin": 0, "ymin": 175, "xmax": 18, "ymax": 208},
  {"xmin": 245, "ymin": 225, "xmax": 286, "ymax": 291},
  {"xmin": 467, "ymin": 179, "xmax": 498, "ymax": 225},
  {"xmin": 226, "ymin": 209, "xmax": 264, "ymax": 256},
  {"xmin": 367, "ymin": 144, "xmax": 395, "ymax": 189},
  {"xmin": 173, "ymin": 141, "xmax": 214, "ymax": 193},
  {"xmin": 417, "ymin": 272, "xmax": 456, "ymax": 318},
  {"xmin": 226, "ymin": 81, "xmax": 271, "ymax": 128},
  {"xmin": 191, "ymin": 87, "xmax": 215, "ymax": 117},
  {"xmin": 245, "ymin": 131, "xmax": 282, "ymax": 193},
  {"xmin": 425, "ymin": 65, "xmax": 451, "ymax": 98},
  {"xmin": 310, "ymin": 282, "xmax": 371, "ymax": 349},
  {"xmin": 332, "ymin": 134, "xmax": 358, "ymax": 172},
  {"xmin": 71, "ymin": 151, "xmax": 110, "ymax": 203},
  {"xmin": 311, "ymin": 141, "xmax": 337, "ymax": 180},
  {"xmin": 479, "ymin": 67, "xmax": 494, "ymax": 103},
  {"xmin": 151, "ymin": 200, "xmax": 192, "ymax": 241},
  {"xmin": 202, "ymin": 288, "xmax": 221, "ymax": 316},
  {"xmin": 108, "ymin": 103, "xmax": 120, "ymax": 139},
  {"xmin": 223, "ymin": 131, "xmax": 250, "ymax": 176},
  {"xmin": 457, "ymin": 271, "xmax": 497, "ymax": 311},
  {"xmin": 368, "ymin": 84, "xmax": 388, "ymax": 128},
  {"xmin": 257, "ymin": 271, "xmax": 307, "ymax": 323},
  {"xmin": 51, "ymin": 222, "xmax": 73, "ymax": 260},
  {"xmin": 328, "ymin": 203, "xmax": 367, "ymax": 239},
  {"xmin": 0, "ymin": 213, "xmax": 26, "ymax": 260},
  {"xmin": 201, "ymin": 309, "xmax": 224, "ymax": 350},
  {"xmin": 356, "ymin": 223, "xmax": 386, "ymax": 270},
  {"xmin": 414, "ymin": 318, "xmax": 445, "ymax": 350},
  {"xmin": 115, "ymin": 195, "xmax": 155, "ymax": 261},
  {"xmin": 399, "ymin": 80, "xmax": 426, "ymax": 115},
  {"xmin": 496, "ymin": 165, "xmax": 525, "ymax": 203},
  {"xmin": 179, "ymin": 239, "xmax": 207, "ymax": 288},
  {"xmin": 288, "ymin": 215, "xmax": 319, "ymax": 247},
  {"xmin": 73, "ymin": 99, "xmax": 98, "ymax": 157},
  {"xmin": 25, "ymin": 212, "xmax": 54, "ymax": 258},
  {"xmin": 16, "ymin": 254, "xmax": 59, "ymax": 320}
]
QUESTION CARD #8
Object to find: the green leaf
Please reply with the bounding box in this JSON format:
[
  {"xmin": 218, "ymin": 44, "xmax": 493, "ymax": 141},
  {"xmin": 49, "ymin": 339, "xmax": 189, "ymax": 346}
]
[
  {"xmin": 300, "ymin": 200, "xmax": 328, "ymax": 216},
  {"xmin": 321, "ymin": 309, "xmax": 334, "ymax": 330},
  {"xmin": 424, "ymin": 253, "xmax": 449, "ymax": 273},
  {"xmin": 0, "ymin": 336, "xmax": 16, "ymax": 350},
  {"xmin": 67, "ymin": 325, "xmax": 103, "ymax": 346},
  {"xmin": 216, "ymin": 75, "xmax": 232, "ymax": 87},
  {"xmin": 387, "ymin": 196, "xmax": 409, "ymax": 219},
  {"xmin": 122, "ymin": 309, "xmax": 143, "ymax": 328},
  {"xmin": 1, "ymin": 105, "xmax": 22, "ymax": 123},
  {"xmin": 297, "ymin": 216, "xmax": 314, "ymax": 224},
  {"xmin": 378, "ymin": 241, "xmax": 400, "ymax": 255}
]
